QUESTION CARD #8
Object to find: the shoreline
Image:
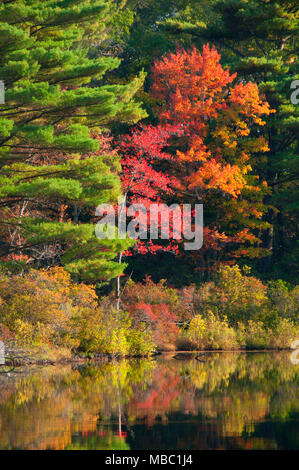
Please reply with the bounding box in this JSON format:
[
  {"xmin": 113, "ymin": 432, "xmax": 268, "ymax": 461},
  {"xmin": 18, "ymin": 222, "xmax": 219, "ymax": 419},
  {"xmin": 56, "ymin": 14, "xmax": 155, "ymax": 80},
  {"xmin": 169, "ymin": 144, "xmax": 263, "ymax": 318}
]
[{"xmin": 0, "ymin": 347, "xmax": 293, "ymax": 368}]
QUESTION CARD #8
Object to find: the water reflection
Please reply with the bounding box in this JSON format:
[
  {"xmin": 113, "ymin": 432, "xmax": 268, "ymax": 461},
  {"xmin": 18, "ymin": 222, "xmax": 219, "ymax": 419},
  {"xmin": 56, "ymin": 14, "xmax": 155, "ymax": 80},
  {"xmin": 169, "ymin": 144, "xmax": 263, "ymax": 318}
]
[{"xmin": 0, "ymin": 352, "xmax": 298, "ymax": 450}]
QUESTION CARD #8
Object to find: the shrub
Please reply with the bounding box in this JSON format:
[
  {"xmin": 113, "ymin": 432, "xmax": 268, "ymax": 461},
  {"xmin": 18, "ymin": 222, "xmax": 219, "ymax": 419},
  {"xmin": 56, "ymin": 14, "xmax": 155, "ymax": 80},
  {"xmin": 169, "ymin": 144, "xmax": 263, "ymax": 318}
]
[
  {"xmin": 236, "ymin": 319, "xmax": 298, "ymax": 349},
  {"xmin": 0, "ymin": 268, "xmax": 155, "ymax": 358},
  {"xmin": 122, "ymin": 276, "xmax": 179, "ymax": 307},
  {"xmin": 127, "ymin": 301, "xmax": 179, "ymax": 351},
  {"xmin": 72, "ymin": 304, "xmax": 155, "ymax": 356},
  {"xmin": 0, "ymin": 267, "xmax": 98, "ymax": 343},
  {"xmin": 121, "ymin": 277, "xmax": 182, "ymax": 350},
  {"xmin": 175, "ymin": 335, "xmax": 198, "ymax": 351},
  {"xmin": 213, "ymin": 265, "xmax": 267, "ymax": 325},
  {"xmin": 267, "ymin": 280, "xmax": 299, "ymax": 323},
  {"xmin": 272, "ymin": 318, "xmax": 299, "ymax": 349},
  {"xmin": 236, "ymin": 321, "xmax": 271, "ymax": 349},
  {"xmin": 179, "ymin": 311, "xmax": 238, "ymax": 350},
  {"xmin": 1, "ymin": 265, "xmax": 297, "ymax": 357},
  {"xmin": 127, "ymin": 327, "xmax": 155, "ymax": 357},
  {"xmin": 192, "ymin": 265, "xmax": 299, "ymax": 328},
  {"xmin": 0, "ymin": 323, "xmax": 15, "ymax": 344}
]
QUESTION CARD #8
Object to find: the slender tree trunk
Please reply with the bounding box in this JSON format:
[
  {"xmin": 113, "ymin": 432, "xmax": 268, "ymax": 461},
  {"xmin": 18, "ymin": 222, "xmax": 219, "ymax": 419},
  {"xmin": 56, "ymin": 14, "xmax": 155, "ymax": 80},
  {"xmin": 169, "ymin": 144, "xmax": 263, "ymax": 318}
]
[
  {"xmin": 73, "ymin": 204, "xmax": 79, "ymax": 224},
  {"xmin": 117, "ymin": 382, "xmax": 122, "ymax": 437},
  {"xmin": 261, "ymin": 208, "xmax": 274, "ymax": 272},
  {"xmin": 116, "ymin": 252, "xmax": 123, "ymax": 311}
]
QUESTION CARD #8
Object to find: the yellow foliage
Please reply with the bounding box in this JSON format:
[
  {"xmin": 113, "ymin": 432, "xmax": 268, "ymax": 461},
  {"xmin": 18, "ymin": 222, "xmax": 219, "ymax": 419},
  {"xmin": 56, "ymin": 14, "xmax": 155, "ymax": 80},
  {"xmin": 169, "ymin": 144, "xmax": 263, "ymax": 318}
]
[{"xmin": 0, "ymin": 267, "xmax": 154, "ymax": 357}]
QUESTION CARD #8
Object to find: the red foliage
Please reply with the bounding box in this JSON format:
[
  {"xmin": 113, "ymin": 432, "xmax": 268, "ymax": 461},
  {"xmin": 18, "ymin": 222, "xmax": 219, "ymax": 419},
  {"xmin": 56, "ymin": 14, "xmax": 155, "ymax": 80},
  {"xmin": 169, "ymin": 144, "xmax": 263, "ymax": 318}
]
[
  {"xmin": 0, "ymin": 323, "xmax": 15, "ymax": 344},
  {"xmin": 128, "ymin": 302, "xmax": 179, "ymax": 350},
  {"xmin": 151, "ymin": 44, "xmax": 272, "ymax": 198},
  {"xmin": 119, "ymin": 124, "xmax": 185, "ymax": 254},
  {"xmin": 119, "ymin": 124, "xmax": 183, "ymax": 205},
  {"xmin": 119, "ymin": 44, "xmax": 274, "ymax": 267}
]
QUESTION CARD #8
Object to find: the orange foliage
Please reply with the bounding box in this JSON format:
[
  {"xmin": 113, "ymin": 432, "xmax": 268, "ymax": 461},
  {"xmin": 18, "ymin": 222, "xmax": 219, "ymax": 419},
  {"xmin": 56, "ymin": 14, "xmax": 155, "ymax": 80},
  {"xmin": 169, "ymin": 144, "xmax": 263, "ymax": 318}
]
[
  {"xmin": 149, "ymin": 44, "xmax": 274, "ymax": 264},
  {"xmin": 151, "ymin": 44, "xmax": 273, "ymax": 198},
  {"xmin": 0, "ymin": 267, "xmax": 98, "ymax": 348}
]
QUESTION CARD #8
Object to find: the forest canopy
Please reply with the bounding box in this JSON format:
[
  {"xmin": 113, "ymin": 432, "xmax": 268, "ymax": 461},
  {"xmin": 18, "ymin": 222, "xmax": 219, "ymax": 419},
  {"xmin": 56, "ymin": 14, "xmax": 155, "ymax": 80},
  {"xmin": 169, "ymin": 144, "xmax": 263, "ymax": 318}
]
[{"xmin": 0, "ymin": 0, "xmax": 298, "ymax": 358}]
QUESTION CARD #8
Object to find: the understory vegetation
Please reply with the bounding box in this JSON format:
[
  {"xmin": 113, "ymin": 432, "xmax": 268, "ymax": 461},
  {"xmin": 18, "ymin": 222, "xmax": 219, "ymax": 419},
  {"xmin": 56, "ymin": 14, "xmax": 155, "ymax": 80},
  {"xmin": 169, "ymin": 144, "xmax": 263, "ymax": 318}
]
[{"xmin": 0, "ymin": 265, "xmax": 297, "ymax": 359}]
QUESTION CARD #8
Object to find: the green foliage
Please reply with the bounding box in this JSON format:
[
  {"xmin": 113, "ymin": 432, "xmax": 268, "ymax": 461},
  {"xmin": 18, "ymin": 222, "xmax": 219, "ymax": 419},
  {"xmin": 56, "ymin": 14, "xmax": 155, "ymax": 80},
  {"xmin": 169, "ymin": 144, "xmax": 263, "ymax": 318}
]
[
  {"xmin": 192, "ymin": 264, "xmax": 298, "ymax": 328},
  {"xmin": 237, "ymin": 319, "xmax": 299, "ymax": 350},
  {"xmin": 0, "ymin": 0, "xmax": 146, "ymax": 282},
  {"xmin": 267, "ymin": 280, "xmax": 299, "ymax": 323},
  {"xmin": 193, "ymin": 265, "xmax": 268, "ymax": 325},
  {"xmin": 119, "ymin": 0, "xmax": 218, "ymax": 78}
]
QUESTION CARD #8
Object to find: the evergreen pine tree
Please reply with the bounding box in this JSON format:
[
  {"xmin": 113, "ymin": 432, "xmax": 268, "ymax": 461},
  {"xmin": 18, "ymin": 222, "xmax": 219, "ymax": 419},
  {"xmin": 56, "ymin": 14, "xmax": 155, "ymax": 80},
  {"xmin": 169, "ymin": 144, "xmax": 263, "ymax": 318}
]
[{"xmin": 0, "ymin": 0, "xmax": 146, "ymax": 282}]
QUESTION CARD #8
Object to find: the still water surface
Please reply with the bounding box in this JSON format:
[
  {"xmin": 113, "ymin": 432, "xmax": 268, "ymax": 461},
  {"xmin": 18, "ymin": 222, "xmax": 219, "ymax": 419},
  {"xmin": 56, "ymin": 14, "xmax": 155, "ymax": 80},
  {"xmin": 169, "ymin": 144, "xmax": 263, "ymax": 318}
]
[{"xmin": 0, "ymin": 352, "xmax": 298, "ymax": 450}]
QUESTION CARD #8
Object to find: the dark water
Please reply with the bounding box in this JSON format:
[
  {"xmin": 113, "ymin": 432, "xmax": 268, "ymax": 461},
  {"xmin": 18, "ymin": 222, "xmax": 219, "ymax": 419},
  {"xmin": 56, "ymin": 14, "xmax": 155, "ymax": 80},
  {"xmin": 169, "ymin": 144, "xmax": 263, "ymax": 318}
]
[{"xmin": 0, "ymin": 352, "xmax": 298, "ymax": 450}]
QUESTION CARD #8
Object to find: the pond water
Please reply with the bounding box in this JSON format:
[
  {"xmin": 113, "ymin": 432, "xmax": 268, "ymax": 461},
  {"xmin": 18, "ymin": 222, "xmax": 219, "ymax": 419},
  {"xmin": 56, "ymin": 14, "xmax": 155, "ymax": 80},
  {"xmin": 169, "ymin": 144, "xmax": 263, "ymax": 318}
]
[{"xmin": 0, "ymin": 351, "xmax": 298, "ymax": 450}]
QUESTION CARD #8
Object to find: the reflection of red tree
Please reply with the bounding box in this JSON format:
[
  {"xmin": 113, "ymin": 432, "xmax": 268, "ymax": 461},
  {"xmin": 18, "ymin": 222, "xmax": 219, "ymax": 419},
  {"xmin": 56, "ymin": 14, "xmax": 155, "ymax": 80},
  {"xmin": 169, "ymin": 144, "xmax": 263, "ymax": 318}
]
[
  {"xmin": 130, "ymin": 366, "xmax": 181, "ymax": 425},
  {"xmin": 136, "ymin": 390, "xmax": 158, "ymax": 410}
]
